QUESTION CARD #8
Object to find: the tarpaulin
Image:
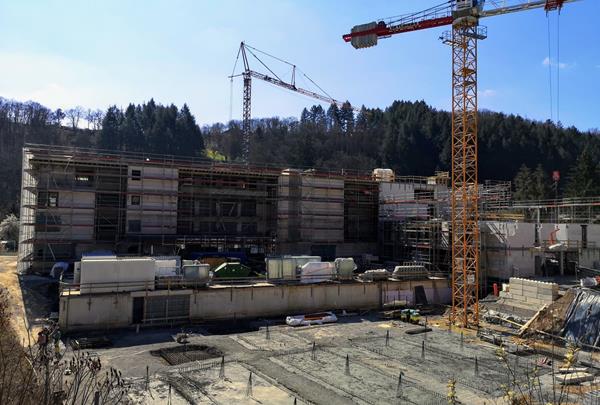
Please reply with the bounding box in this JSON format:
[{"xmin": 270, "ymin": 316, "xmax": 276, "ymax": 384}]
[{"xmin": 561, "ymin": 288, "xmax": 600, "ymax": 347}]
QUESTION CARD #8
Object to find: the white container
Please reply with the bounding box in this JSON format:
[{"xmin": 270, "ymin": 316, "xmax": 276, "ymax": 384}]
[
  {"xmin": 183, "ymin": 263, "xmax": 210, "ymax": 283},
  {"xmin": 392, "ymin": 265, "xmax": 428, "ymax": 280},
  {"xmin": 80, "ymin": 257, "xmax": 155, "ymax": 294},
  {"xmin": 360, "ymin": 269, "xmax": 390, "ymax": 281},
  {"xmin": 372, "ymin": 168, "xmax": 395, "ymax": 182},
  {"xmin": 154, "ymin": 259, "xmax": 178, "ymax": 277},
  {"xmin": 266, "ymin": 256, "xmax": 321, "ymax": 280},
  {"xmin": 334, "ymin": 258, "xmax": 357, "ymax": 280},
  {"xmin": 74, "ymin": 261, "xmax": 81, "ymax": 284},
  {"xmin": 299, "ymin": 261, "xmax": 334, "ymax": 284}
]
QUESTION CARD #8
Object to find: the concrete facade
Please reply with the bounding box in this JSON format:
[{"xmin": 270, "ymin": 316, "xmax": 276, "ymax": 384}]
[
  {"xmin": 481, "ymin": 222, "xmax": 600, "ymax": 280},
  {"xmin": 59, "ymin": 278, "xmax": 450, "ymax": 331}
]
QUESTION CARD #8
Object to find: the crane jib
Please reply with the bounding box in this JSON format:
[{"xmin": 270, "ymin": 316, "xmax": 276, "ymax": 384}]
[{"xmin": 343, "ymin": 16, "xmax": 454, "ymax": 42}]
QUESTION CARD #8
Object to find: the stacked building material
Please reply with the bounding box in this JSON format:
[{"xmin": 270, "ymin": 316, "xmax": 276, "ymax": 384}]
[{"xmin": 505, "ymin": 277, "xmax": 559, "ymax": 308}]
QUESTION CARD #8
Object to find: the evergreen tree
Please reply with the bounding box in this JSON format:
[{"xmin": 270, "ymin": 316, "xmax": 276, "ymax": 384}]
[
  {"xmin": 99, "ymin": 106, "xmax": 124, "ymax": 150},
  {"xmin": 513, "ymin": 165, "xmax": 534, "ymax": 200},
  {"xmin": 531, "ymin": 164, "xmax": 552, "ymax": 200},
  {"xmin": 121, "ymin": 104, "xmax": 143, "ymax": 152},
  {"xmin": 566, "ymin": 147, "xmax": 600, "ymax": 197}
]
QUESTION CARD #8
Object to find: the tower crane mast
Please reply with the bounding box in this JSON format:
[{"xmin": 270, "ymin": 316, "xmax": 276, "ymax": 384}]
[{"xmin": 343, "ymin": 0, "xmax": 578, "ymax": 328}]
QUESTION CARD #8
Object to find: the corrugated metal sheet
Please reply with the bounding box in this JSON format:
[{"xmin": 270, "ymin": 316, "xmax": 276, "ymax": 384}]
[{"xmin": 145, "ymin": 295, "xmax": 190, "ymax": 321}]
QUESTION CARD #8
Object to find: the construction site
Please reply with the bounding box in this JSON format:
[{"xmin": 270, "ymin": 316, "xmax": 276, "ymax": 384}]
[{"xmin": 5, "ymin": 0, "xmax": 600, "ymax": 404}]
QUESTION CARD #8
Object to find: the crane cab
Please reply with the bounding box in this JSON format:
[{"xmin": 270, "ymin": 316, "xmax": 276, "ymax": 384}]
[
  {"xmin": 455, "ymin": 0, "xmax": 484, "ymax": 10},
  {"xmin": 453, "ymin": 0, "xmax": 485, "ymax": 20}
]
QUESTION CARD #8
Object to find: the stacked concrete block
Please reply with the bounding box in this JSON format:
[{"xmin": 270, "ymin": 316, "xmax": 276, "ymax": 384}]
[{"xmin": 508, "ymin": 277, "xmax": 559, "ymax": 309}]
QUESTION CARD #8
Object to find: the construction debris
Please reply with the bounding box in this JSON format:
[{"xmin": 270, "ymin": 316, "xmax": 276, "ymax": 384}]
[{"xmin": 555, "ymin": 371, "xmax": 595, "ymax": 385}]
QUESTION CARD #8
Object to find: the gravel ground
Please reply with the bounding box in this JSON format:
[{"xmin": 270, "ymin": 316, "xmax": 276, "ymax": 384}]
[{"xmin": 71, "ymin": 315, "xmax": 590, "ymax": 405}]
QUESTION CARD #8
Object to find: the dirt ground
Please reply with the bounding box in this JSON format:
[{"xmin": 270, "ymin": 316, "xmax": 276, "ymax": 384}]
[
  {"xmin": 0, "ymin": 255, "xmax": 32, "ymax": 343},
  {"xmin": 0, "ymin": 255, "xmax": 54, "ymax": 344}
]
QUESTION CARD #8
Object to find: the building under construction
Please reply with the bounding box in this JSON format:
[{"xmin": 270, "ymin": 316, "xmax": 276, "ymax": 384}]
[
  {"xmin": 18, "ymin": 144, "xmax": 600, "ymax": 284},
  {"xmin": 18, "ymin": 144, "xmax": 378, "ymax": 273}
]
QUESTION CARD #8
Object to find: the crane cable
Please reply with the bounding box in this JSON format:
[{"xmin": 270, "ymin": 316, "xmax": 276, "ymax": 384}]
[
  {"xmin": 230, "ymin": 46, "xmax": 242, "ymax": 122},
  {"xmin": 557, "ymin": 11, "xmax": 561, "ymax": 124},
  {"xmin": 546, "ymin": 15, "xmax": 553, "ymax": 122}
]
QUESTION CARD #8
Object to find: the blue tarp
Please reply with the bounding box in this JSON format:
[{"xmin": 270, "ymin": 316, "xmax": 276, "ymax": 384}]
[{"xmin": 561, "ymin": 288, "xmax": 600, "ymax": 347}]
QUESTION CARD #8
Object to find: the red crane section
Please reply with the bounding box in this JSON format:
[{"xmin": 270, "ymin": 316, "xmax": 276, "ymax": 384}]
[{"xmin": 343, "ymin": 2, "xmax": 453, "ymax": 48}]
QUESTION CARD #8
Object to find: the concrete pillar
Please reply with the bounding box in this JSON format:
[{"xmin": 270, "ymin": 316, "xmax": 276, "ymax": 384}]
[{"xmin": 559, "ymin": 251, "xmax": 565, "ymax": 276}]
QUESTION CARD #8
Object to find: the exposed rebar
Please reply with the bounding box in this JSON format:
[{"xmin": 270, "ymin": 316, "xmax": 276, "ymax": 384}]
[
  {"xmin": 246, "ymin": 372, "xmax": 253, "ymax": 397},
  {"xmin": 345, "ymin": 354, "xmax": 350, "ymax": 375},
  {"xmin": 396, "ymin": 372, "xmax": 403, "ymax": 398},
  {"xmin": 219, "ymin": 356, "xmax": 225, "ymax": 379}
]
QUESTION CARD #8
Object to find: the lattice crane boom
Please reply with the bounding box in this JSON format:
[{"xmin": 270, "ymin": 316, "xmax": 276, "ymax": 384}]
[
  {"xmin": 343, "ymin": 0, "xmax": 578, "ymax": 328},
  {"xmin": 343, "ymin": 0, "xmax": 578, "ymax": 48},
  {"xmin": 230, "ymin": 42, "xmax": 359, "ymax": 162}
]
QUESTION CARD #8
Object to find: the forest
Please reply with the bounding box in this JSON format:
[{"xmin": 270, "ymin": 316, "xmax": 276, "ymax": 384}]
[{"xmin": 0, "ymin": 96, "xmax": 598, "ymax": 218}]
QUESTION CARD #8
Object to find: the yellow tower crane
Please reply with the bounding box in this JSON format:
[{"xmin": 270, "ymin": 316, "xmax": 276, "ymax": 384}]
[{"xmin": 343, "ymin": 0, "xmax": 579, "ymax": 328}]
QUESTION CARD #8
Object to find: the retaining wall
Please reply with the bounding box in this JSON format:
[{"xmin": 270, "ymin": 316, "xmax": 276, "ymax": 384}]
[{"xmin": 59, "ymin": 278, "xmax": 450, "ymax": 332}]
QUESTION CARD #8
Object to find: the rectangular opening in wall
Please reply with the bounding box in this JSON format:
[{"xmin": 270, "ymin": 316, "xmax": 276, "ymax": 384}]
[
  {"xmin": 131, "ymin": 169, "xmax": 141, "ymax": 181},
  {"xmin": 194, "ymin": 200, "xmax": 210, "ymax": 216},
  {"xmin": 37, "ymin": 191, "xmax": 59, "ymax": 208},
  {"xmin": 131, "ymin": 195, "xmax": 141, "ymax": 206},
  {"xmin": 241, "ymin": 222, "xmax": 257, "ymax": 235},
  {"xmin": 128, "ymin": 219, "xmax": 141, "ymax": 233},
  {"xmin": 75, "ymin": 167, "xmax": 95, "ymax": 188},
  {"xmin": 241, "ymin": 200, "xmax": 256, "ymax": 217},
  {"xmin": 220, "ymin": 201, "xmax": 238, "ymax": 217},
  {"xmin": 34, "ymin": 213, "xmax": 61, "ymax": 232}
]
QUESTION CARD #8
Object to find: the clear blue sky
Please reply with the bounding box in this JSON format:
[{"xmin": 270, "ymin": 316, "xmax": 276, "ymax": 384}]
[{"xmin": 0, "ymin": 1, "xmax": 598, "ymax": 131}]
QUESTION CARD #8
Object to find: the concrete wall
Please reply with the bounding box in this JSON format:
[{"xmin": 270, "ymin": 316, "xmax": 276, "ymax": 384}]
[
  {"xmin": 59, "ymin": 278, "xmax": 451, "ymax": 332},
  {"xmin": 482, "ymin": 221, "xmax": 600, "ymax": 278},
  {"xmin": 36, "ymin": 191, "xmax": 95, "ymax": 241},
  {"xmin": 277, "ymin": 173, "xmax": 344, "ymax": 243},
  {"xmin": 60, "ymin": 292, "xmax": 133, "ymax": 330},
  {"xmin": 127, "ymin": 165, "xmax": 178, "ymax": 235}
]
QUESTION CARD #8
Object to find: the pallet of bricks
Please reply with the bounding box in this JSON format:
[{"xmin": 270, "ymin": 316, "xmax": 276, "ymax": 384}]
[{"xmin": 508, "ymin": 277, "xmax": 559, "ymax": 307}]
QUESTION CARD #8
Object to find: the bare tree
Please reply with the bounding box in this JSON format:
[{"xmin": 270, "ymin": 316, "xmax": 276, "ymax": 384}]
[
  {"xmin": 0, "ymin": 288, "xmax": 129, "ymax": 404},
  {"xmin": 85, "ymin": 109, "xmax": 94, "ymax": 129},
  {"xmin": 92, "ymin": 109, "xmax": 105, "ymax": 130},
  {"xmin": 65, "ymin": 106, "xmax": 85, "ymax": 130}
]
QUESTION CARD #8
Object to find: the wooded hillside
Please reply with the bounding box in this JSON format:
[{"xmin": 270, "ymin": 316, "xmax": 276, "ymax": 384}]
[{"xmin": 1, "ymin": 97, "xmax": 598, "ymax": 219}]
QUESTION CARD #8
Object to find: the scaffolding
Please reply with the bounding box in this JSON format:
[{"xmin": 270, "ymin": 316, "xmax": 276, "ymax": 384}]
[
  {"xmin": 378, "ymin": 173, "xmax": 451, "ymax": 272},
  {"xmin": 18, "ymin": 144, "xmax": 380, "ymax": 273},
  {"xmin": 378, "ymin": 174, "xmax": 514, "ymax": 274}
]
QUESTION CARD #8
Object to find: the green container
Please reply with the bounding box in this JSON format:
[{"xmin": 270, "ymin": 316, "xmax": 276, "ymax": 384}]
[{"xmin": 213, "ymin": 262, "xmax": 251, "ymax": 278}]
